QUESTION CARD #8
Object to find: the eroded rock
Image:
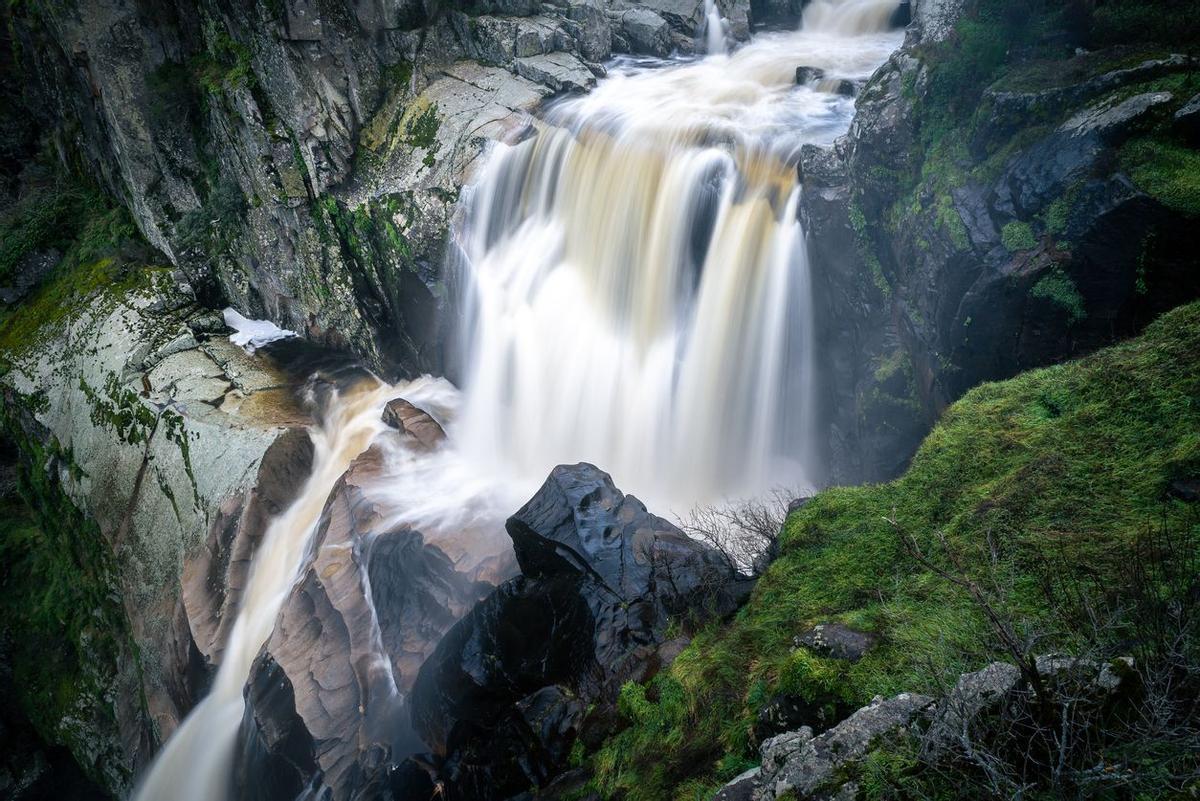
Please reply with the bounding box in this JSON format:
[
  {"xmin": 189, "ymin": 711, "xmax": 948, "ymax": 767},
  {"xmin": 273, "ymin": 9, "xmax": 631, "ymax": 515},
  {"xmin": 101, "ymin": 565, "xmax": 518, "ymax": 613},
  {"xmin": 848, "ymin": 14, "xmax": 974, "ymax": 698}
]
[{"xmin": 411, "ymin": 462, "xmax": 751, "ymax": 800}]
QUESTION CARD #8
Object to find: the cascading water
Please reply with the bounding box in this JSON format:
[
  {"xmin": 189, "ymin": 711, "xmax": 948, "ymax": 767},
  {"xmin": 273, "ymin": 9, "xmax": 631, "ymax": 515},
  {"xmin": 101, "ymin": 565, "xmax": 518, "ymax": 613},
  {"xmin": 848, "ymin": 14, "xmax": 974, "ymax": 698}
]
[
  {"xmin": 133, "ymin": 380, "xmax": 396, "ymax": 801},
  {"xmin": 448, "ymin": 0, "xmax": 903, "ymax": 511},
  {"xmin": 133, "ymin": 2, "xmax": 903, "ymax": 798},
  {"xmin": 704, "ymin": 0, "xmax": 727, "ymax": 54}
]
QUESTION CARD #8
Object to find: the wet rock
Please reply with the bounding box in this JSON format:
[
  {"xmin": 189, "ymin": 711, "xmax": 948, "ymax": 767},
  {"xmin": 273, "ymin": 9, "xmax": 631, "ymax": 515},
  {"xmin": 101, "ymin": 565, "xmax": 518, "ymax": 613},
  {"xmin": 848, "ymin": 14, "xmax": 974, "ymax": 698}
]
[
  {"xmin": 795, "ymin": 66, "xmax": 825, "ymax": 84},
  {"xmin": 1175, "ymin": 92, "xmax": 1200, "ymax": 145},
  {"xmin": 832, "ymin": 79, "xmax": 858, "ymax": 97},
  {"xmin": 619, "ymin": 8, "xmax": 673, "ymax": 56},
  {"xmin": 233, "ymin": 447, "xmax": 506, "ymax": 801},
  {"xmin": 411, "ymin": 463, "xmax": 750, "ymax": 800},
  {"xmin": 183, "ymin": 428, "xmax": 315, "ymax": 669},
  {"xmin": 380, "ymin": 397, "xmax": 446, "ymax": 449},
  {"xmin": 795, "ymin": 623, "xmax": 877, "ymax": 662}
]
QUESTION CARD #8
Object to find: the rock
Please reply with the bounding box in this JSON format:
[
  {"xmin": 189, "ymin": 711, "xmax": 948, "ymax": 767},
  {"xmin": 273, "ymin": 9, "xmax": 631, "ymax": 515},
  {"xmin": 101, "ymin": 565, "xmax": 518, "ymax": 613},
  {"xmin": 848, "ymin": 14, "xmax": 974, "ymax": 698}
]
[
  {"xmin": 182, "ymin": 428, "xmax": 315, "ymax": 669},
  {"xmin": 925, "ymin": 661, "xmax": 1021, "ymax": 750},
  {"xmin": 795, "ymin": 66, "xmax": 825, "ymax": 84},
  {"xmin": 0, "ymin": 270, "xmax": 305, "ymax": 796},
  {"xmin": 513, "ymin": 52, "xmax": 597, "ymax": 94},
  {"xmin": 832, "ymin": 79, "xmax": 858, "ymax": 97},
  {"xmin": 795, "ymin": 623, "xmax": 877, "ymax": 662},
  {"xmin": 713, "ymin": 766, "xmax": 762, "ymax": 801},
  {"xmin": 380, "ymin": 397, "xmax": 446, "ymax": 449},
  {"xmin": 752, "ymin": 694, "xmax": 934, "ymax": 801},
  {"xmin": 620, "ymin": 8, "xmax": 673, "ymax": 56},
  {"xmin": 1174, "ymin": 92, "xmax": 1200, "ymax": 145},
  {"xmin": 233, "ymin": 446, "xmax": 506, "ymax": 801},
  {"xmin": 913, "ymin": 0, "xmax": 968, "ymax": 43},
  {"xmin": 411, "ymin": 463, "xmax": 750, "ymax": 800}
]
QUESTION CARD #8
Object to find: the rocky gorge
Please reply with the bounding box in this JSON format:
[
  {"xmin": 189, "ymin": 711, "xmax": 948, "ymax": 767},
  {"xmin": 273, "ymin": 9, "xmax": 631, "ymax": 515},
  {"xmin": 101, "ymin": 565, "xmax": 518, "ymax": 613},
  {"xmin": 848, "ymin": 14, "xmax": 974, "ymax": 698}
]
[{"xmin": 1, "ymin": 0, "xmax": 1199, "ymax": 800}]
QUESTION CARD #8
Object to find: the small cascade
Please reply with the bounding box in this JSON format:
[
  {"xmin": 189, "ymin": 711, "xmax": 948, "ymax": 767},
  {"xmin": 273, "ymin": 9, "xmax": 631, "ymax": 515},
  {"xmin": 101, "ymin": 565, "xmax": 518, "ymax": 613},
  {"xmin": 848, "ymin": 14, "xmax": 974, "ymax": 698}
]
[
  {"xmin": 132, "ymin": 380, "xmax": 394, "ymax": 801},
  {"xmin": 802, "ymin": 0, "xmax": 903, "ymax": 35},
  {"xmin": 705, "ymin": 0, "xmax": 727, "ymax": 55}
]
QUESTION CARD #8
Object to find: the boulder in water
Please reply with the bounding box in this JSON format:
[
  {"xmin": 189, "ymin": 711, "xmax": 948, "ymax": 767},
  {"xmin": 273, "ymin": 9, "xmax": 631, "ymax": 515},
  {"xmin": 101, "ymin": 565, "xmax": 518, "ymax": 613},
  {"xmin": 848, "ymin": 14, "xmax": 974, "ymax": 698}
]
[
  {"xmin": 381, "ymin": 397, "xmax": 446, "ymax": 450},
  {"xmin": 411, "ymin": 463, "xmax": 752, "ymax": 800}
]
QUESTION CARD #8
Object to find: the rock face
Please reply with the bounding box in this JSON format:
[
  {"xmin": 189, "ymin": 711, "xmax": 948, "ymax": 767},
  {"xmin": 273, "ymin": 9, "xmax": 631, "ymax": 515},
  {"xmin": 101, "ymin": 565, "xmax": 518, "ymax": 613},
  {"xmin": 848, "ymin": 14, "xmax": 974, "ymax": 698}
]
[
  {"xmin": 0, "ymin": 269, "xmax": 308, "ymax": 796},
  {"xmin": 5, "ymin": 0, "xmax": 752, "ymax": 380},
  {"xmin": 411, "ymin": 463, "xmax": 750, "ymax": 800},
  {"xmin": 233, "ymin": 442, "xmax": 511, "ymax": 801},
  {"xmin": 802, "ymin": 6, "xmax": 1200, "ymax": 484}
]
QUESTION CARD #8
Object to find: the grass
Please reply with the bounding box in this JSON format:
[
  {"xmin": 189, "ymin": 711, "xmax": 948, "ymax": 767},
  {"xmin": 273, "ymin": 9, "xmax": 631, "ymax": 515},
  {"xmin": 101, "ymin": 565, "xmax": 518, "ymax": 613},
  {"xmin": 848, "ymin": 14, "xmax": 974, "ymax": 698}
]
[
  {"xmin": 1121, "ymin": 137, "xmax": 1200, "ymax": 217},
  {"xmin": 588, "ymin": 301, "xmax": 1200, "ymax": 801},
  {"xmin": 1031, "ymin": 269, "xmax": 1087, "ymax": 324}
]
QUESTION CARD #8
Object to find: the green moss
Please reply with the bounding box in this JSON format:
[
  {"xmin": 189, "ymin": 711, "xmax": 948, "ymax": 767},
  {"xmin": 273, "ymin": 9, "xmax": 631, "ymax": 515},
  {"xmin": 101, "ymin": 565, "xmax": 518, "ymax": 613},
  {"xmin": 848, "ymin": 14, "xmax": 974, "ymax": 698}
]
[
  {"xmin": 0, "ymin": 257, "xmax": 166, "ymax": 357},
  {"xmin": 935, "ymin": 193, "xmax": 970, "ymax": 251},
  {"xmin": 0, "ymin": 409, "xmax": 133, "ymax": 790},
  {"xmin": 850, "ymin": 203, "xmax": 891, "ymax": 299},
  {"xmin": 590, "ymin": 301, "xmax": 1200, "ymax": 799},
  {"xmin": 1120, "ymin": 136, "xmax": 1200, "ymax": 217},
  {"xmin": 1031, "ymin": 268, "xmax": 1087, "ymax": 324},
  {"xmin": 1000, "ymin": 221, "xmax": 1037, "ymax": 252}
]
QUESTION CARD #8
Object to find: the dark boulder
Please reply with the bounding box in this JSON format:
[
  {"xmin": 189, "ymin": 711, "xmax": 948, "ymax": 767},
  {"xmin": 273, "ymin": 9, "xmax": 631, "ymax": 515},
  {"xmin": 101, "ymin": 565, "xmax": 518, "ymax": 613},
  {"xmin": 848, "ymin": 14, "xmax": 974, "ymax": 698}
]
[
  {"xmin": 795, "ymin": 66, "xmax": 825, "ymax": 84},
  {"xmin": 795, "ymin": 622, "xmax": 877, "ymax": 662},
  {"xmin": 411, "ymin": 463, "xmax": 751, "ymax": 800}
]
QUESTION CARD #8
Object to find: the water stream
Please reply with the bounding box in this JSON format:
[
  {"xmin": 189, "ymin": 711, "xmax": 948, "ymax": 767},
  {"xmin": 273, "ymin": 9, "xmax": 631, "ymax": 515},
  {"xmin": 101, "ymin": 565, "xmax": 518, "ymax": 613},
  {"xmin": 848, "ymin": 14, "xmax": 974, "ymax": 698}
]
[{"xmin": 133, "ymin": 2, "xmax": 902, "ymax": 798}]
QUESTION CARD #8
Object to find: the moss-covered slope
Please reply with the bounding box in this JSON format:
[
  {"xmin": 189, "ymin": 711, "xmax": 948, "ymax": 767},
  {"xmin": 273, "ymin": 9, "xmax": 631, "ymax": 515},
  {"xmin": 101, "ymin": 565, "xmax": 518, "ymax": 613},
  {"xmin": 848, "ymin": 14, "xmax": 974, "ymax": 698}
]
[{"xmin": 588, "ymin": 301, "xmax": 1200, "ymax": 800}]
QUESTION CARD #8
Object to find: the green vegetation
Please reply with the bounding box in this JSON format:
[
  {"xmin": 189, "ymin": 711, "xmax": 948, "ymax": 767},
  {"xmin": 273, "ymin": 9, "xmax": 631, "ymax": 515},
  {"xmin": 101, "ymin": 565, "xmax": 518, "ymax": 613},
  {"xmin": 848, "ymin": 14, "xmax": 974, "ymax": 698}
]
[
  {"xmin": 0, "ymin": 188, "xmax": 154, "ymax": 358},
  {"xmin": 587, "ymin": 301, "xmax": 1200, "ymax": 800},
  {"xmin": 0, "ymin": 419, "xmax": 132, "ymax": 790},
  {"xmin": 1031, "ymin": 269, "xmax": 1087, "ymax": 324},
  {"xmin": 1000, "ymin": 221, "xmax": 1037, "ymax": 252},
  {"xmin": 1121, "ymin": 137, "xmax": 1200, "ymax": 217}
]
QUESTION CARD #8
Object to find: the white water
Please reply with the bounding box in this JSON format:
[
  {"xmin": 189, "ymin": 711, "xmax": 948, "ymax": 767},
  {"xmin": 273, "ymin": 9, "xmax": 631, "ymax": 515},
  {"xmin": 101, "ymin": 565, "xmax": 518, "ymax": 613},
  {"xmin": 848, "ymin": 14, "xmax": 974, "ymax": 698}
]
[
  {"xmin": 705, "ymin": 0, "xmax": 728, "ymax": 55},
  {"xmin": 133, "ymin": 380, "xmax": 396, "ymax": 801},
  {"xmin": 445, "ymin": 0, "xmax": 903, "ymax": 512},
  {"xmin": 134, "ymin": 2, "xmax": 902, "ymax": 798}
]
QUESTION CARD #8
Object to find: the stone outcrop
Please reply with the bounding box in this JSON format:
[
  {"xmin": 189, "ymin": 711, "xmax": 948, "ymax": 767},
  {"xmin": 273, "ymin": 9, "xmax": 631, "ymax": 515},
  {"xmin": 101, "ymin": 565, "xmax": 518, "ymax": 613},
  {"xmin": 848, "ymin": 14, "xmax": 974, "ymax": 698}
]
[
  {"xmin": 410, "ymin": 463, "xmax": 751, "ymax": 800},
  {"xmin": 801, "ymin": 4, "xmax": 1200, "ymax": 484},
  {"xmin": 717, "ymin": 654, "xmax": 1137, "ymax": 801},
  {"xmin": 233, "ymin": 441, "xmax": 512, "ymax": 801},
  {"xmin": 0, "ymin": 269, "xmax": 309, "ymax": 796},
  {"xmin": 719, "ymin": 693, "xmax": 935, "ymax": 801}
]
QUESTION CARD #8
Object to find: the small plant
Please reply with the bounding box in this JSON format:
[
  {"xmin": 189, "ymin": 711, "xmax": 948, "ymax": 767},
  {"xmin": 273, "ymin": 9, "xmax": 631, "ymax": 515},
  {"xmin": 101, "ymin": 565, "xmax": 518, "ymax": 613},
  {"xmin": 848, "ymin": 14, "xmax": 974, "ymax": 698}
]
[{"xmin": 1031, "ymin": 269, "xmax": 1086, "ymax": 324}]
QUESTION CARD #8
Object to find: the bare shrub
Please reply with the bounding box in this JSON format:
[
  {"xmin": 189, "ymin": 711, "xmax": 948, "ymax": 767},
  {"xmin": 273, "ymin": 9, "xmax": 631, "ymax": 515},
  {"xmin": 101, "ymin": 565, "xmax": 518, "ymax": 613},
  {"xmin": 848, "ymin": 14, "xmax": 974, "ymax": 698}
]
[{"xmin": 676, "ymin": 488, "xmax": 795, "ymax": 576}]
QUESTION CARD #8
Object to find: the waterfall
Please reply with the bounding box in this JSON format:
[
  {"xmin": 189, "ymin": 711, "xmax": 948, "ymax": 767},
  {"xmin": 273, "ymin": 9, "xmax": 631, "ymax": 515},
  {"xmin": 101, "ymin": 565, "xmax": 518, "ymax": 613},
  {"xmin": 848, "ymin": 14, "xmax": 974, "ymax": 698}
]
[
  {"xmin": 802, "ymin": 0, "xmax": 903, "ymax": 34},
  {"xmin": 451, "ymin": 0, "xmax": 903, "ymax": 510},
  {"xmin": 132, "ymin": 380, "xmax": 394, "ymax": 801},
  {"xmin": 704, "ymin": 0, "xmax": 727, "ymax": 55},
  {"xmin": 132, "ymin": 2, "xmax": 904, "ymax": 797}
]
